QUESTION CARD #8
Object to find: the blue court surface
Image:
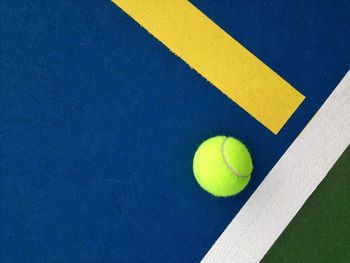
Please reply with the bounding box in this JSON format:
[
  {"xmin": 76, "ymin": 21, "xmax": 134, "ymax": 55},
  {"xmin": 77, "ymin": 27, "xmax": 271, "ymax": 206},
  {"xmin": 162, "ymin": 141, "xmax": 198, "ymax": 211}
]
[{"xmin": 1, "ymin": 1, "xmax": 349, "ymax": 262}]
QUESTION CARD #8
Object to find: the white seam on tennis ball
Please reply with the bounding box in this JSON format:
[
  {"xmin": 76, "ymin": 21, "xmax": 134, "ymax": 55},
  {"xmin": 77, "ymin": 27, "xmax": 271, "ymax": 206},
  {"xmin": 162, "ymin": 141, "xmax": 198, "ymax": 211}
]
[
  {"xmin": 202, "ymin": 70, "xmax": 350, "ymax": 263},
  {"xmin": 221, "ymin": 137, "xmax": 249, "ymax": 178}
]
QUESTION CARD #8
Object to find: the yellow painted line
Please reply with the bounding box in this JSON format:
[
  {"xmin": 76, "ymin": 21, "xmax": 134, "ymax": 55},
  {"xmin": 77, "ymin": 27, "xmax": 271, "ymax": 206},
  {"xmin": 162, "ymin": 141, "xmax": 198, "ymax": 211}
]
[{"xmin": 112, "ymin": 0, "xmax": 305, "ymax": 134}]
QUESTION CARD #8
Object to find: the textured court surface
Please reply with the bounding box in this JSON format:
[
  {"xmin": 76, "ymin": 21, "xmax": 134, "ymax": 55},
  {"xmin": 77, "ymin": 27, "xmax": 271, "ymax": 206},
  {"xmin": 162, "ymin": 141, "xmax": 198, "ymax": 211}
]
[
  {"xmin": 202, "ymin": 72, "xmax": 350, "ymax": 262},
  {"xmin": 263, "ymin": 147, "xmax": 350, "ymax": 263},
  {"xmin": 1, "ymin": 1, "xmax": 349, "ymax": 262}
]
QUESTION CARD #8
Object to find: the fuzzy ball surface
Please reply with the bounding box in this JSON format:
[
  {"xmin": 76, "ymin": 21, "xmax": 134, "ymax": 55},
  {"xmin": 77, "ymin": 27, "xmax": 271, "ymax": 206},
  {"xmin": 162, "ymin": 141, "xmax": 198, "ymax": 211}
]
[{"xmin": 193, "ymin": 136, "xmax": 253, "ymax": 197}]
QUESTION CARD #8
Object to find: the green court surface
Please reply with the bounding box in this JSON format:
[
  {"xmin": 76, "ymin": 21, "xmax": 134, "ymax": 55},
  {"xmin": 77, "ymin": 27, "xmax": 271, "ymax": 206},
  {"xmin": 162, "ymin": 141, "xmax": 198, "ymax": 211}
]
[{"xmin": 263, "ymin": 147, "xmax": 350, "ymax": 263}]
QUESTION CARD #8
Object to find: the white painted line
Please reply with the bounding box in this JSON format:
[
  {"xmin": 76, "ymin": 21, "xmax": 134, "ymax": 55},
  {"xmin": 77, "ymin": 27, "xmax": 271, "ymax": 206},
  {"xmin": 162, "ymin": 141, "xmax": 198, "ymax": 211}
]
[{"xmin": 201, "ymin": 70, "xmax": 350, "ymax": 263}]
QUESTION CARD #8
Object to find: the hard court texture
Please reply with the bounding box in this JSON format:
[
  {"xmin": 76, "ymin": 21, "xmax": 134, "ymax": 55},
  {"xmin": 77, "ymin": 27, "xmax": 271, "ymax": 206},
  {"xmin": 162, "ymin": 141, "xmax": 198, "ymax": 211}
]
[{"xmin": 263, "ymin": 147, "xmax": 350, "ymax": 263}]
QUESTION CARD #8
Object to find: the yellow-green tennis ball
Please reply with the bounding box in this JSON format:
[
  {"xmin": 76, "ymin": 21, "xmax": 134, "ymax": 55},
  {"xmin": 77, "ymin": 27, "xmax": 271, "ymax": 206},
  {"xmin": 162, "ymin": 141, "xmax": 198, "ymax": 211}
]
[{"xmin": 193, "ymin": 136, "xmax": 253, "ymax": 197}]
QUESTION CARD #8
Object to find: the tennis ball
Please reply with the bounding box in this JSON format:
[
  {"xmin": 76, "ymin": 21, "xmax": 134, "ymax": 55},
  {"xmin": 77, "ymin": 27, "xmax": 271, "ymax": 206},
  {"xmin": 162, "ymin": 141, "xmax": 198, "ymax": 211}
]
[{"xmin": 193, "ymin": 136, "xmax": 253, "ymax": 197}]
